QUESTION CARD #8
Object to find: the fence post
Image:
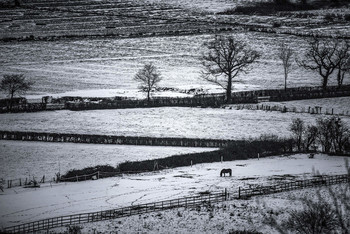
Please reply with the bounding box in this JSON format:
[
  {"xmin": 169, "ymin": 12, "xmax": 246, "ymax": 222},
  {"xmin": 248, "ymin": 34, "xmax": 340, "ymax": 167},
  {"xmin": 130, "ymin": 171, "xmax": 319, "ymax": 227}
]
[
  {"xmin": 224, "ymin": 188, "xmax": 227, "ymax": 201},
  {"xmin": 97, "ymin": 171, "xmax": 100, "ymax": 179},
  {"xmin": 238, "ymin": 187, "xmax": 240, "ymax": 199}
]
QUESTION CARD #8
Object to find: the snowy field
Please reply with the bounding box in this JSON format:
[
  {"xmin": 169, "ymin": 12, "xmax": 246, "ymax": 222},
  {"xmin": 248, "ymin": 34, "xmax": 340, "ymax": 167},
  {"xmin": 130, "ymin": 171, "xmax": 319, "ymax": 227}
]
[
  {"xmin": 0, "ymin": 153, "xmax": 348, "ymax": 229},
  {"xmin": 0, "ymin": 108, "xmax": 319, "ymax": 138},
  {"xmin": 48, "ymin": 185, "xmax": 347, "ymax": 234},
  {"xmin": 0, "ymin": 140, "xmax": 217, "ymax": 180},
  {"xmin": 2, "ymin": 32, "xmax": 347, "ymax": 99},
  {"xmin": 1, "ymin": 105, "xmax": 349, "ymax": 140}
]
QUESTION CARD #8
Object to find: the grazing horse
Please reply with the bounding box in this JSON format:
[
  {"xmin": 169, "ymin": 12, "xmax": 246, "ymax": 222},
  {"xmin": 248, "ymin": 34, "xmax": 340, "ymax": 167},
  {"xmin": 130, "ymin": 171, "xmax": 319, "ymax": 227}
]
[{"xmin": 220, "ymin": 169, "xmax": 232, "ymax": 177}]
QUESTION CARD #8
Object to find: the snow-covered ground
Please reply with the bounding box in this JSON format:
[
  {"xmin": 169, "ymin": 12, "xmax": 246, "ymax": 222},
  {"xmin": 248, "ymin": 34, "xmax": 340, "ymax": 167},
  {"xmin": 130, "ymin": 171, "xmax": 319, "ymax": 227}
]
[
  {"xmin": 0, "ymin": 140, "xmax": 217, "ymax": 180},
  {"xmin": 1, "ymin": 32, "xmax": 346, "ymax": 100},
  {"xmin": 1, "ymin": 106, "xmax": 349, "ymax": 140},
  {"xmin": 0, "ymin": 153, "xmax": 348, "ymax": 229},
  {"xmin": 48, "ymin": 184, "xmax": 346, "ymax": 234}
]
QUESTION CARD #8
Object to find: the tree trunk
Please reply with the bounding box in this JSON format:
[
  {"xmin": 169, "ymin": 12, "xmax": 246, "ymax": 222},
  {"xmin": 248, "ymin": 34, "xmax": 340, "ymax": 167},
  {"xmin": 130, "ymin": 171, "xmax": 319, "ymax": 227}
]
[
  {"xmin": 284, "ymin": 68, "xmax": 288, "ymax": 91},
  {"xmin": 147, "ymin": 90, "xmax": 150, "ymax": 104},
  {"xmin": 337, "ymin": 69, "xmax": 344, "ymax": 88},
  {"xmin": 9, "ymin": 92, "xmax": 14, "ymax": 111},
  {"xmin": 226, "ymin": 74, "xmax": 232, "ymax": 103},
  {"xmin": 322, "ymin": 75, "xmax": 328, "ymax": 90}
]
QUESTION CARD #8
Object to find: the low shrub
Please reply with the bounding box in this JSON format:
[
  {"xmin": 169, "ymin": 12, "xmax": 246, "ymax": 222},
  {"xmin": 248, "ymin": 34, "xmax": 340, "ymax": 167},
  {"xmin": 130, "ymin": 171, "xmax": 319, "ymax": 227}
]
[{"xmin": 283, "ymin": 201, "xmax": 339, "ymax": 234}]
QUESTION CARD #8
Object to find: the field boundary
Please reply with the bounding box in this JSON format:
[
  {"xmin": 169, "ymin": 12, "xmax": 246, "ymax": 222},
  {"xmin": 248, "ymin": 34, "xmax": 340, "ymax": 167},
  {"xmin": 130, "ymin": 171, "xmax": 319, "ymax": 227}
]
[
  {"xmin": 1, "ymin": 85, "xmax": 349, "ymax": 113},
  {"xmin": 65, "ymin": 85, "xmax": 350, "ymax": 111},
  {"xmin": 2, "ymin": 191, "xmax": 228, "ymax": 233},
  {"xmin": 0, "ymin": 131, "xmax": 234, "ymax": 148}
]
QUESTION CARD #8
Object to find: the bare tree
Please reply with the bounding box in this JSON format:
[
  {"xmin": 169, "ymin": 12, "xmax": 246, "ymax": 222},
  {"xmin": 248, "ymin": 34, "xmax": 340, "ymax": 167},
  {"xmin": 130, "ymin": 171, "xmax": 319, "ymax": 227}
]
[
  {"xmin": 134, "ymin": 63, "xmax": 162, "ymax": 103},
  {"xmin": 316, "ymin": 117, "xmax": 336, "ymax": 153},
  {"xmin": 290, "ymin": 118, "xmax": 305, "ymax": 151},
  {"xmin": 201, "ymin": 35, "xmax": 260, "ymax": 102},
  {"xmin": 299, "ymin": 38, "xmax": 339, "ymax": 89},
  {"xmin": 304, "ymin": 125, "xmax": 318, "ymax": 152},
  {"xmin": 335, "ymin": 41, "xmax": 350, "ymax": 88},
  {"xmin": 0, "ymin": 74, "xmax": 33, "ymax": 110},
  {"xmin": 278, "ymin": 43, "xmax": 293, "ymax": 91},
  {"xmin": 330, "ymin": 117, "xmax": 349, "ymax": 154}
]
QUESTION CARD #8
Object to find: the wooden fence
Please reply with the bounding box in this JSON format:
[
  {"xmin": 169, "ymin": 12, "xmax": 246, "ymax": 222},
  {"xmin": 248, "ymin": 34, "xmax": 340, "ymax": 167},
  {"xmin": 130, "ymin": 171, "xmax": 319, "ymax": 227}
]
[
  {"xmin": 3, "ymin": 191, "xmax": 227, "ymax": 233},
  {"xmin": 0, "ymin": 131, "xmax": 234, "ymax": 148},
  {"xmin": 237, "ymin": 174, "xmax": 350, "ymax": 199}
]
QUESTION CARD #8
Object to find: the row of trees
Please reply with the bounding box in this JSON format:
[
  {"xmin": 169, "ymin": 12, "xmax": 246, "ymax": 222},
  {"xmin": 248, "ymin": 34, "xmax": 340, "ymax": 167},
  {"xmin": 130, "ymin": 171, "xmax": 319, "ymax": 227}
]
[
  {"xmin": 290, "ymin": 117, "xmax": 350, "ymax": 154},
  {"xmin": 135, "ymin": 35, "xmax": 349, "ymax": 103},
  {"xmin": 201, "ymin": 35, "xmax": 350, "ymax": 102},
  {"xmin": 1, "ymin": 36, "xmax": 349, "ymax": 106}
]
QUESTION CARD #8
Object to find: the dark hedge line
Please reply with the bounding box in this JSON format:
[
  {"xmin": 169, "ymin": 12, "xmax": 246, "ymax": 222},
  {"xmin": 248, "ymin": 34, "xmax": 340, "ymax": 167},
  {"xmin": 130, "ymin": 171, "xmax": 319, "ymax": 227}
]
[
  {"xmin": 218, "ymin": 0, "xmax": 349, "ymax": 16},
  {"xmin": 62, "ymin": 137, "xmax": 293, "ymax": 179}
]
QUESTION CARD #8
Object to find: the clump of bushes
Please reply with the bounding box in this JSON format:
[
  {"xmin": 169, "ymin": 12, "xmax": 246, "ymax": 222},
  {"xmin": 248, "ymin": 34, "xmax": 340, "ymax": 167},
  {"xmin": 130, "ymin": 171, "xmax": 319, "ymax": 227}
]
[
  {"xmin": 0, "ymin": 0, "xmax": 21, "ymax": 8},
  {"xmin": 289, "ymin": 116, "xmax": 350, "ymax": 155},
  {"xmin": 283, "ymin": 201, "xmax": 339, "ymax": 234}
]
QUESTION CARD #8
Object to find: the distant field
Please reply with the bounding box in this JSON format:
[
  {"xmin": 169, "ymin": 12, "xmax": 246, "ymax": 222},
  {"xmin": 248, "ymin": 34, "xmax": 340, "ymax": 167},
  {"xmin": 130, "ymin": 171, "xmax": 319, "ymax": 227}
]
[
  {"xmin": 2, "ymin": 106, "xmax": 349, "ymax": 140},
  {"xmin": 0, "ymin": 140, "xmax": 217, "ymax": 180},
  {"xmin": 2, "ymin": 31, "xmax": 347, "ymax": 99}
]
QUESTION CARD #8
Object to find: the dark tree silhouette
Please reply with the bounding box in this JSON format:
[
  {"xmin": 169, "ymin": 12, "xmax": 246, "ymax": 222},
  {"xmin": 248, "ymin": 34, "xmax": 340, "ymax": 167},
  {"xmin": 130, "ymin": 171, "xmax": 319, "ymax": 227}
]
[
  {"xmin": 278, "ymin": 42, "xmax": 293, "ymax": 91},
  {"xmin": 201, "ymin": 35, "xmax": 260, "ymax": 102},
  {"xmin": 335, "ymin": 41, "xmax": 350, "ymax": 88},
  {"xmin": 134, "ymin": 63, "xmax": 162, "ymax": 103},
  {"xmin": 0, "ymin": 74, "xmax": 33, "ymax": 110},
  {"xmin": 299, "ymin": 38, "xmax": 339, "ymax": 89}
]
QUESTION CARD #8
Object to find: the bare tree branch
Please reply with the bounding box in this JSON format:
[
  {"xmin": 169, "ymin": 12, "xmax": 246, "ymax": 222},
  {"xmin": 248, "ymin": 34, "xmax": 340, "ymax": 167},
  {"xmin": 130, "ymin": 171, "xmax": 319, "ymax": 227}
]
[
  {"xmin": 133, "ymin": 63, "xmax": 162, "ymax": 103},
  {"xmin": 201, "ymin": 35, "xmax": 260, "ymax": 102},
  {"xmin": 0, "ymin": 74, "xmax": 33, "ymax": 110}
]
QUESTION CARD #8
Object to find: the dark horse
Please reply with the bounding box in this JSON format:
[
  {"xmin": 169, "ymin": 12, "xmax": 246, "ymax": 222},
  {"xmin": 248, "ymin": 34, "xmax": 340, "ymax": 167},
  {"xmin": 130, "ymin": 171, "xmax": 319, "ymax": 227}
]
[{"xmin": 220, "ymin": 169, "xmax": 232, "ymax": 177}]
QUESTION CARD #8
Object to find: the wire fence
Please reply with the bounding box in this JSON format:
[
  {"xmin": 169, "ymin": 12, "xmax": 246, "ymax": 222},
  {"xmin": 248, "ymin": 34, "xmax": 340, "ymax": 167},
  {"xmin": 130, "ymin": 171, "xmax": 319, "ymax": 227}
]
[
  {"xmin": 2, "ymin": 175, "xmax": 53, "ymax": 189},
  {"xmin": 3, "ymin": 191, "xmax": 228, "ymax": 233}
]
